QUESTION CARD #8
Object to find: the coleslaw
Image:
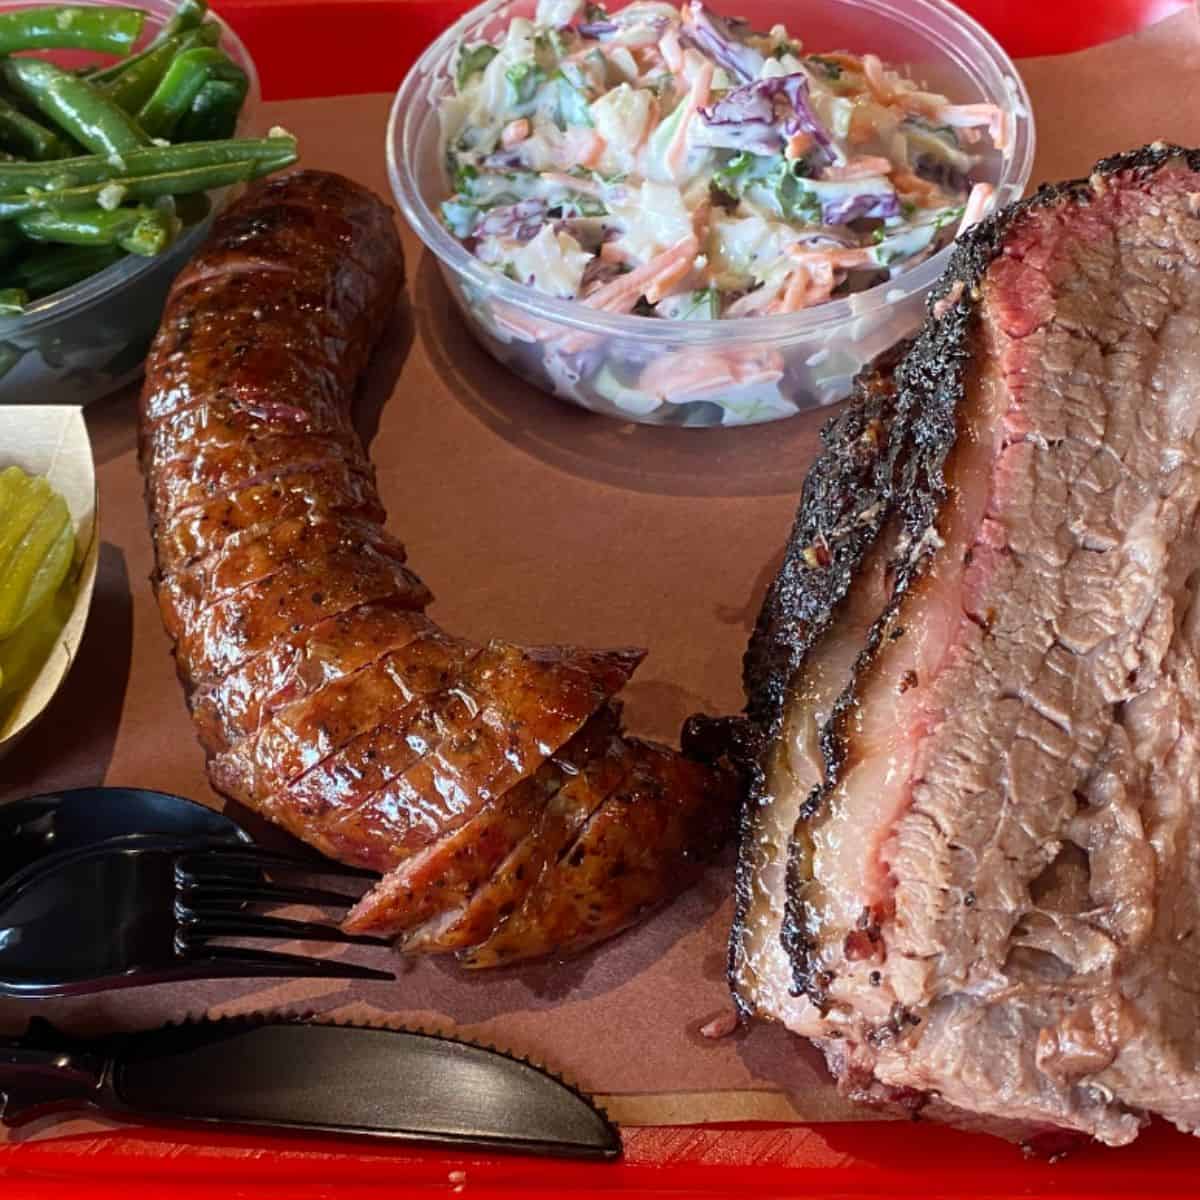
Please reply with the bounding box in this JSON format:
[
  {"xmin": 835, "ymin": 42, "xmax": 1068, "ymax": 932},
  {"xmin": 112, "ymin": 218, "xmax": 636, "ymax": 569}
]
[{"xmin": 435, "ymin": 0, "xmax": 1010, "ymax": 424}]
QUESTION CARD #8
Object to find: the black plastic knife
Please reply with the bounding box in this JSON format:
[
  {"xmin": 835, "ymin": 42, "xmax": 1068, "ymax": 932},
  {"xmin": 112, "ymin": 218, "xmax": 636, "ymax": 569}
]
[{"xmin": 0, "ymin": 1015, "xmax": 620, "ymax": 1159}]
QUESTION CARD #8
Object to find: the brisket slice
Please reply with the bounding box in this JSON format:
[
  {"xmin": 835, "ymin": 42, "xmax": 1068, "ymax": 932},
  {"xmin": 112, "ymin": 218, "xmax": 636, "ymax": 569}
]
[{"xmin": 734, "ymin": 144, "xmax": 1200, "ymax": 1145}]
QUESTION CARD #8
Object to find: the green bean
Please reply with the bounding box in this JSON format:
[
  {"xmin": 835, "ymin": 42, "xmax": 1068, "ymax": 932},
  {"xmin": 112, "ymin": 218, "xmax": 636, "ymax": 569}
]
[
  {"xmin": 3, "ymin": 57, "xmax": 150, "ymax": 157},
  {"xmin": 0, "ymin": 96, "xmax": 72, "ymax": 161},
  {"xmin": 0, "ymin": 287, "xmax": 28, "ymax": 314},
  {"xmin": 173, "ymin": 75, "xmax": 246, "ymax": 142},
  {"xmin": 0, "ymin": 6, "xmax": 144, "ymax": 55},
  {"xmin": 8, "ymin": 241, "xmax": 124, "ymax": 296},
  {"xmin": 99, "ymin": 38, "xmax": 176, "ymax": 113},
  {"xmin": 0, "ymin": 134, "xmax": 297, "ymax": 192},
  {"xmin": 0, "ymin": 153, "xmax": 297, "ymax": 218},
  {"xmin": 137, "ymin": 48, "xmax": 245, "ymax": 140},
  {"xmin": 101, "ymin": 24, "xmax": 221, "ymax": 112},
  {"xmin": 17, "ymin": 204, "xmax": 173, "ymax": 257},
  {"xmin": 88, "ymin": 9, "xmax": 217, "ymax": 87},
  {"xmin": 154, "ymin": 0, "xmax": 208, "ymax": 43}
]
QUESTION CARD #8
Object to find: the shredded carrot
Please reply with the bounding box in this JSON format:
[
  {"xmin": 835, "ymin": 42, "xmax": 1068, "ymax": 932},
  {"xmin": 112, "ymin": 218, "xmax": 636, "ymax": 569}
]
[
  {"xmin": 726, "ymin": 285, "xmax": 779, "ymax": 317},
  {"xmin": 773, "ymin": 268, "xmax": 815, "ymax": 314},
  {"xmin": 821, "ymin": 155, "xmax": 894, "ymax": 180},
  {"xmin": 887, "ymin": 89, "xmax": 943, "ymax": 120},
  {"xmin": 644, "ymin": 255, "xmax": 694, "ymax": 303},
  {"xmin": 637, "ymin": 347, "xmax": 785, "ymax": 399},
  {"xmin": 892, "ymin": 169, "xmax": 943, "ymax": 205},
  {"xmin": 634, "ymin": 96, "xmax": 659, "ymax": 156},
  {"xmin": 861, "ymin": 53, "xmax": 896, "ymax": 104},
  {"xmin": 500, "ymin": 118, "xmax": 530, "ymax": 148},
  {"xmin": 726, "ymin": 246, "xmax": 872, "ymax": 318},
  {"xmin": 558, "ymin": 128, "xmax": 606, "ymax": 170},
  {"xmin": 581, "ymin": 235, "xmax": 699, "ymax": 311},
  {"xmin": 931, "ymin": 103, "xmax": 1011, "ymax": 152},
  {"xmin": 847, "ymin": 104, "xmax": 883, "ymax": 146},
  {"xmin": 492, "ymin": 303, "xmax": 554, "ymax": 343},
  {"xmin": 633, "ymin": 44, "xmax": 663, "ymax": 73},
  {"xmin": 785, "ymin": 131, "xmax": 814, "ymax": 161},
  {"xmin": 769, "ymin": 256, "xmax": 838, "ymax": 313},
  {"xmin": 858, "ymin": 57, "xmax": 1013, "ymax": 154},
  {"xmin": 809, "ymin": 50, "xmax": 865, "ymax": 73},
  {"xmin": 554, "ymin": 235, "xmax": 700, "ymax": 352},
  {"xmin": 786, "ymin": 245, "xmax": 875, "ymax": 271},
  {"xmin": 555, "ymin": 328, "xmax": 604, "ymax": 355},
  {"xmin": 665, "ymin": 58, "xmax": 713, "ymax": 179},
  {"xmin": 956, "ymin": 181, "xmax": 995, "ymax": 235},
  {"xmin": 660, "ymin": 26, "xmax": 684, "ymax": 72}
]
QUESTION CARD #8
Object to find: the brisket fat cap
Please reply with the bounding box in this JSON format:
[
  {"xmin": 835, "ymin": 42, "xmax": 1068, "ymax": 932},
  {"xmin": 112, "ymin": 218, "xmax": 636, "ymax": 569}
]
[
  {"xmin": 138, "ymin": 170, "xmax": 736, "ymax": 968},
  {"xmin": 737, "ymin": 144, "xmax": 1200, "ymax": 1145}
]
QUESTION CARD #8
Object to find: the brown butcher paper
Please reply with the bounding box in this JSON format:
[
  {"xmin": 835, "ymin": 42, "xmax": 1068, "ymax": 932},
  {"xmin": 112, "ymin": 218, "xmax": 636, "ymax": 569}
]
[{"xmin": 1, "ymin": 7, "xmax": 1198, "ymax": 1138}]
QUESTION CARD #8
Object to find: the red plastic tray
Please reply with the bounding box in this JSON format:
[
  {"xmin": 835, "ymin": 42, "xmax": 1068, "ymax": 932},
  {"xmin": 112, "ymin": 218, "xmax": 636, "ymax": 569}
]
[
  {"xmin": 3, "ymin": 1112, "xmax": 1200, "ymax": 1198},
  {"xmin": 3, "ymin": 2, "xmax": 1197, "ymax": 1196},
  {"xmin": 215, "ymin": 0, "xmax": 1192, "ymax": 99}
]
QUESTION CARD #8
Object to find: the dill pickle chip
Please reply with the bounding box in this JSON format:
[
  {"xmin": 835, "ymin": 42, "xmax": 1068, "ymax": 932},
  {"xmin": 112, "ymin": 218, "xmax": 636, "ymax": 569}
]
[
  {"xmin": 0, "ymin": 467, "xmax": 52, "ymax": 570},
  {"xmin": 0, "ymin": 488, "xmax": 73, "ymax": 638},
  {"xmin": 0, "ymin": 464, "xmax": 27, "ymax": 515},
  {"xmin": 18, "ymin": 512, "xmax": 74, "ymax": 633},
  {"xmin": 0, "ymin": 603, "xmax": 45, "ymax": 700},
  {"xmin": 0, "ymin": 584, "xmax": 73, "ymax": 718}
]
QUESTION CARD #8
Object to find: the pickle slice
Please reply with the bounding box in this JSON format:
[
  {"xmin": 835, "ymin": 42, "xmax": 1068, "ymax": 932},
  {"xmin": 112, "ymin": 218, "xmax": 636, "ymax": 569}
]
[
  {"xmin": 0, "ymin": 468, "xmax": 75, "ymax": 639},
  {"xmin": 0, "ymin": 467, "xmax": 53, "ymax": 571},
  {"xmin": 0, "ymin": 465, "xmax": 28, "ymax": 517},
  {"xmin": 0, "ymin": 584, "xmax": 74, "ymax": 720}
]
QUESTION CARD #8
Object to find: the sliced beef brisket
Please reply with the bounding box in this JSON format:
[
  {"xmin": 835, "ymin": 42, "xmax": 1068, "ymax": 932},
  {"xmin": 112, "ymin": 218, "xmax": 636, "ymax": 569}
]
[{"xmin": 734, "ymin": 144, "xmax": 1200, "ymax": 1145}]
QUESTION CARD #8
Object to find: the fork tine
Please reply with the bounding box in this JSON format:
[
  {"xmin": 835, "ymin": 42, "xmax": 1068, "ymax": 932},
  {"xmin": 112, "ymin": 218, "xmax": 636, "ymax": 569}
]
[
  {"xmin": 178, "ymin": 878, "xmax": 361, "ymax": 909},
  {"xmin": 178, "ymin": 909, "xmax": 391, "ymax": 947},
  {"xmin": 178, "ymin": 847, "xmax": 379, "ymax": 879},
  {"xmin": 189, "ymin": 945, "xmax": 396, "ymax": 982}
]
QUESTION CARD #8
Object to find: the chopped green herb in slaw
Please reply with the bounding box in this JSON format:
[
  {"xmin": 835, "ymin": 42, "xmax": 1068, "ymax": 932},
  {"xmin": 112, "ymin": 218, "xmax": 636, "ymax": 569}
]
[{"xmin": 439, "ymin": 0, "xmax": 1005, "ymax": 322}]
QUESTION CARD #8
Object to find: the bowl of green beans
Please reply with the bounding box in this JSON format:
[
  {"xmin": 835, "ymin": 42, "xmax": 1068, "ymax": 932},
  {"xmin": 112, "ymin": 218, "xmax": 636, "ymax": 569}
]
[{"xmin": 0, "ymin": 0, "xmax": 298, "ymax": 404}]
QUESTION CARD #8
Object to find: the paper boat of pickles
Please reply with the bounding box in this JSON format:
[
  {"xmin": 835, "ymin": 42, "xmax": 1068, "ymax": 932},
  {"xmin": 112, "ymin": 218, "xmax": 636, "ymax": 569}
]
[{"xmin": 0, "ymin": 406, "xmax": 98, "ymax": 757}]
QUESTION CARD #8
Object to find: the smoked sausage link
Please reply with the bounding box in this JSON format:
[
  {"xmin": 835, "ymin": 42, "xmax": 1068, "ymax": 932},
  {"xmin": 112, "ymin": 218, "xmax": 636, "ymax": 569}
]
[{"xmin": 138, "ymin": 170, "xmax": 733, "ymax": 966}]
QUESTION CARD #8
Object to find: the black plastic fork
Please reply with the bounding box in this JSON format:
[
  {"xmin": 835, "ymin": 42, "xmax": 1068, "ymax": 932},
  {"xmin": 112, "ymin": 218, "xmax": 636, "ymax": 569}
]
[
  {"xmin": 172, "ymin": 846, "xmax": 388, "ymax": 951},
  {"xmin": 0, "ymin": 836, "xmax": 395, "ymax": 997}
]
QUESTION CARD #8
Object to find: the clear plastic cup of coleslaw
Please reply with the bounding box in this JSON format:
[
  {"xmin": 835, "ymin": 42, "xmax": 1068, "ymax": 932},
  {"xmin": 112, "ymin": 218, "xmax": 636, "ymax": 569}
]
[{"xmin": 389, "ymin": 0, "xmax": 1034, "ymax": 427}]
